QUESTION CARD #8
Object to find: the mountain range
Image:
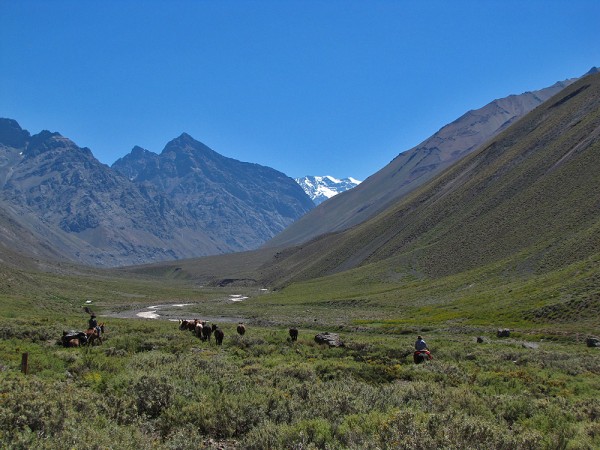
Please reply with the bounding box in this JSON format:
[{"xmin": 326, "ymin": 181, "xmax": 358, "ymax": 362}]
[
  {"xmin": 1, "ymin": 68, "xmax": 597, "ymax": 277},
  {"xmin": 260, "ymin": 71, "xmax": 600, "ymax": 286},
  {"xmin": 267, "ymin": 75, "xmax": 579, "ymax": 248},
  {"xmin": 0, "ymin": 124, "xmax": 313, "ymax": 267},
  {"xmin": 141, "ymin": 70, "xmax": 600, "ymax": 301},
  {"xmin": 294, "ymin": 175, "xmax": 361, "ymax": 205}
]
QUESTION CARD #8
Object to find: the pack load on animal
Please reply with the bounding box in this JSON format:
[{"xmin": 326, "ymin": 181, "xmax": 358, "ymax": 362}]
[{"xmin": 61, "ymin": 330, "xmax": 88, "ymax": 347}]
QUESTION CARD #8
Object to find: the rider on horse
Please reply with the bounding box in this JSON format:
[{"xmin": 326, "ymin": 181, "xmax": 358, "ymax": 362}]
[
  {"xmin": 88, "ymin": 314, "xmax": 101, "ymax": 337},
  {"xmin": 413, "ymin": 335, "xmax": 432, "ymax": 364}
]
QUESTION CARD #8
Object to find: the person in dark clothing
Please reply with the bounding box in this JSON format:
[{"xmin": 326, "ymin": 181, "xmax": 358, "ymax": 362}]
[
  {"xmin": 415, "ymin": 335, "xmax": 428, "ymax": 351},
  {"xmin": 88, "ymin": 314, "xmax": 101, "ymax": 337}
]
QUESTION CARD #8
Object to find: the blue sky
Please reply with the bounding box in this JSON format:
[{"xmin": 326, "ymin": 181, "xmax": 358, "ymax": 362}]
[{"xmin": 1, "ymin": 1, "xmax": 599, "ymax": 180}]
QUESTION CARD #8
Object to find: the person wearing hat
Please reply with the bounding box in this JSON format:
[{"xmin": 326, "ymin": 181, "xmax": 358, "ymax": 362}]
[
  {"xmin": 415, "ymin": 335, "xmax": 428, "ymax": 351},
  {"xmin": 88, "ymin": 314, "xmax": 101, "ymax": 337}
]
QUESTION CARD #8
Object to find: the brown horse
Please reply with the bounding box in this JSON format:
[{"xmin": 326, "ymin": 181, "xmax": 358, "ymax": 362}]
[
  {"xmin": 179, "ymin": 319, "xmax": 198, "ymax": 331},
  {"xmin": 86, "ymin": 323, "xmax": 105, "ymax": 346},
  {"xmin": 68, "ymin": 338, "xmax": 80, "ymax": 347},
  {"xmin": 62, "ymin": 330, "xmax": 86, "ymax": 347},
  {"xmin": 237, "ymin": 323, "xmax": 246, "ymax": 336}
]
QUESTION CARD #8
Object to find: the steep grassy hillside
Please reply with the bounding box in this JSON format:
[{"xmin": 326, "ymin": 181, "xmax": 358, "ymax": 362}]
[
  {"xmin": 257, "ymin": 73, "xmax": 600, "ymax": 288},
  {"xmin": 268, "ymin": 77, "xmax": 575, "ymax": 248}
]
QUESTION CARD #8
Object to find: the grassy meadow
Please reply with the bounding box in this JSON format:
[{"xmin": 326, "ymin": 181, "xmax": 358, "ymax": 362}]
[{"xmin": 1, "ymin": 257, "xmax": 599, "ymax": 449}]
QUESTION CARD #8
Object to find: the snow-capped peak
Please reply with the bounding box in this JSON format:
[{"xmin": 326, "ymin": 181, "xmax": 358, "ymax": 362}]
[{"xmin": 295, "ymin": 175, "xmax": 362, "ymax": 205}]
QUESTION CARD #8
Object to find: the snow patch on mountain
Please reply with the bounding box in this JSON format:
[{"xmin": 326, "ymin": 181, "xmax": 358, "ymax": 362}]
[{"xmin": 295, "ymin": 175, "xmax": 361, "ymax": 205}]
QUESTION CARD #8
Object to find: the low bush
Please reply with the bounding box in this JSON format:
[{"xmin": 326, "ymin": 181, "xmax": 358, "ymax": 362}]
[{"xmin": 0, "ymin": 317, "xmax": 599, "ymax": 449}]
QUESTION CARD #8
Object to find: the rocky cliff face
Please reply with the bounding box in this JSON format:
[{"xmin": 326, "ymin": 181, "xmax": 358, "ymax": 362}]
[{"xmin": 0, "ymin": 120, "xmax": 313, "ymax": 267}]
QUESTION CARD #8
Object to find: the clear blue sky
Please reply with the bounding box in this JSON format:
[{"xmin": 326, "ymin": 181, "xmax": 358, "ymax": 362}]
[{"xmin": 1, "ymin": 1, "xmax": 599, "ymax": 180}]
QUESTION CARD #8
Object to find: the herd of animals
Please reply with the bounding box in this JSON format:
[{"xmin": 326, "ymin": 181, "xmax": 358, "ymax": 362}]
[
  {"xmin": 58, "ymin": 318, "xmax": 299, "ymax": 349},
  {"xmin": 178, "ymin": 319, "xmax": 299, "ymax": 344},
  {"xmin": 59, "ymin": 318, "xmax": 435, "ymax": 366}
]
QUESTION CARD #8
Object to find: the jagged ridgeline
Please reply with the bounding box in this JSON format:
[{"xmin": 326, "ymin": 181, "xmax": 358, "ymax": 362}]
[{"xmin": 0, "ymin": 125, "xmax": 313, "ymax": 267}]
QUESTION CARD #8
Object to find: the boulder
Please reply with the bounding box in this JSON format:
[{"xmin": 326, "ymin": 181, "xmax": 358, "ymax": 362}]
[
  {"xmin": 314, "ymin": 332, "xmax": 344, "ymax": 347},
  {"xmin": 497, "ymin": 328, "xmax": 510, "ymax": 338},
  {"xmin": 586, "ymin": 336, "xmax": 600, "ymax": 348},
  {"xmin": 522, "ymin": 342, "xmax": 539, "ymax": 349}
]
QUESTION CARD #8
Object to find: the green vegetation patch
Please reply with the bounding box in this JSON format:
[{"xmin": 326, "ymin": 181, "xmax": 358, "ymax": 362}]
[{"xmin": 1, "ymin": 313, "xmax": 599, "ymax": 449}]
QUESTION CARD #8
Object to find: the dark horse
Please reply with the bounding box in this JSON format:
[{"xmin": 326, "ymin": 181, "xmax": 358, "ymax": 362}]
[
  {"xmin": 413, "ymin": 350, "xmax": 432, "ymax": 364},
  {"xmin": 214, "ymin": 327, "xmax": 224, "ymax": 345},
  {"xmin": 289, "ymin": 327, "xmax": 298, "ymax": 342},
  {"xmin": 202, "ymin": 323, "xmax": 213, "ymax": 341}
]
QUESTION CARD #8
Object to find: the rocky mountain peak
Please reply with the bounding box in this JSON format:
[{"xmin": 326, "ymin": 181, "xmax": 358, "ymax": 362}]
[
  {"xmin": 585, "ymin": 66, "xmax": 599, "ymax": 76},
  {"xmin": 0, "ymin": 118, "xmax": 30, "ymax": 148},
  {"xmin": 112, "ymin": 145, "xmax": 159, "ymax": 182},
  {"xmin": 295, "ymin": 175, "xmax": 362, "ymax": 205},
  {"xmin": 162, "ymin": 132, "xmax": 213, "ymax": 155},
  {"xmin": 131, "ymin": 145, "xmax": 151, "ymax": 156},
  {"xmin": 23, "ymin": 130, "xmax": 94, "ymax": 161}
]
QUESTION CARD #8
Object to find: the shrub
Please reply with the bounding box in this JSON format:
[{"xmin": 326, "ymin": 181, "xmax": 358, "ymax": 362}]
[
  {"xmin": 337, "ymin": 410, "xmax": 388, "ymax": 448},
  {"xmin": 0, "ymin": 374, "xmax": 96, "ymax": 444},
  {"xmin": 134, "ymin": 375, "xmax": 174, "ymax": 419},
  {"xmin": 282, "ymin": 418, "xmax": 334, "ymax": 449}
]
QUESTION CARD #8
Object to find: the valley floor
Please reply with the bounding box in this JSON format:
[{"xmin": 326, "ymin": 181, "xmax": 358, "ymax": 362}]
[{"xmin": 1, "ymin": 310, "xmax": 599, "ymax": 449}]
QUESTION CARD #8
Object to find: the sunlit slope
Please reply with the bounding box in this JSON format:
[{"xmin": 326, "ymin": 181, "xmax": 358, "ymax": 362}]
[
  {"xmin": 267, "ymin": 78, "xmax": 574, "ymax": 249},
  {"xmin": 259, "ymin": 73, "xmax": 600, "ymax": 287}
]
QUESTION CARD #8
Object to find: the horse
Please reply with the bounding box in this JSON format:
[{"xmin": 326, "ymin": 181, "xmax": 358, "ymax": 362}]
[
  {"xmin": 66, "ymin": 338, "xmax": 80, "ymax": 347},
  {"xmin": 202, "ymin": 322, "xmax": 213, "ymax": 341},
  {"xmin": 289, "ymin": 328, "xmax": 298, "ymax": 342},
  {"xmin": 413, "ymin": 350, "xmax": 432, "ymax": 364},
  {"xmin": 179, "ymin": 319, "xmax": 196, "ymax": 331},
  {"xmin": 237, "ymin": 323, "xmax": 246, "ymax": 336},
  {"xmin": 195, "ymin": 321, "xmax": 204, "ymax": 338},
  {"xmin": 62, "ymin": 330, "xmax": 87, "ymax": 347},
  {"xmin": 214, "ymin": 327, "xmax": 224, "ymax": 345},
  {"xmin": 85, "ymin": 323, "xmax": 105, "ymax": 346}
]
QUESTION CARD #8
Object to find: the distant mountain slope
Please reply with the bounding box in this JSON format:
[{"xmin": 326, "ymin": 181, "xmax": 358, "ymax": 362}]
[
  {"xmin": 257, "ymin": 72, "xmax": 600, "ymax": 287},
  {"xmin": 0, "ymin": 121, "xmax": 313, "ymax": 267},
  {"xmin": 295, "ymin": 175, "xmax": 361, "ymax": 205},
  {"xmin": 267, "ymin": 76, "xmax": 577, "ymax": 248},
  {"xmin": 112, "ymin": 133, "xmax": 315, "ymax": 250}
]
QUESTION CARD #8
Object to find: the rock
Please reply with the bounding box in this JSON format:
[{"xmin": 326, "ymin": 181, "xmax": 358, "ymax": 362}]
[
  {"xmin": 314, "ymin": 332, "xmax": 344, "ymax": 347},
  {"xmin": 497, "ymin": 328, "xmax": 510, "ymax": 338},
  {"xmin": 522, "ymin": 342, "xmax": 539, "ymax": 349},
  {"xmin": 586, "ymin": 336, "xmax": 600, "ymax": 348}
]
